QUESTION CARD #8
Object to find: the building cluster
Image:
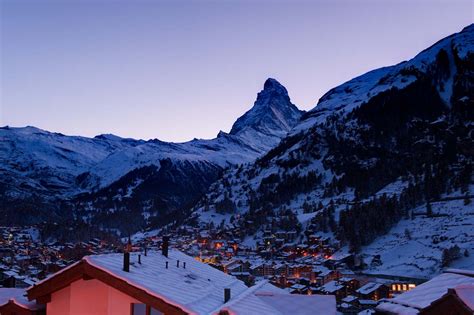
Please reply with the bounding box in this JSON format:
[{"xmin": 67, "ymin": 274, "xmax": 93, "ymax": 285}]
[
  {"xmin": 0, "ymin": 228, "xmax": 473, "ymax": 314},
  {"xmin": 0, "ymin": 226, "xmax": 118, "ymax": 290},
  {"xmin": 132, "ymin": 227, "xmax": 424, "ymax": 314}
]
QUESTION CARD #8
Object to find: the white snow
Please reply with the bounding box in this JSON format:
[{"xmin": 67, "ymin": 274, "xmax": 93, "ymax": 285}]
[
  {"xmin": 294, "ymin": 23, "xmax": 474, "ymax": 134},
  {"xmin": 216, "ymin": 280, "xmax": 336, "ymax": 315},
  {"xmin": 363, "ymin": 190, "xmax": 474, "ymax": 278},
  {"xmin": 86, "ymin": 249, "xmax": 248, "ymax": 314},
  {"xmin": 376, "ymin": 270, "xmax": 474, "ymax": 314}
]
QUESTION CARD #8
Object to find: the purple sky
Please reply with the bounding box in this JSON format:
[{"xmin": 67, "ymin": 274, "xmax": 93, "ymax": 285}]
[{"xmin": 1, "ymin": 0, "xmax": 472, "ymax": 142}]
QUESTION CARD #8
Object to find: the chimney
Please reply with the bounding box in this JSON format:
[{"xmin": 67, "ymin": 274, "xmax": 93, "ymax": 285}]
[
  {"xmin": 224, "ymin": 288, "xmax": 231, "ymax": 303},
  {"xmin": 177, "ymin": 260, "xmax": 180, "ymax": 268},
  {"xmin": 165, "ymin": 261, "xmax": 168, "ymax": 269},
  {"xmin": 144, "ymin": 246, "xmax": 147, "ymax": 256},
  {"xmin": 183, "ymin": 262, "xmax": 186, "ymax": 269},
  {"xmin": 123, "ymin": 237, "xmax": 132, "ymax": 272},
  {"xmin": 123, "ymin": 252, "xmax": 130, "ymax": 272},
  {"xmin": 162, "ymin": 236, "xmax": 169, "ymax": 257},
  {"xmin": 138, "ymin": 254, "xmax": 142, "ymax": 264}
]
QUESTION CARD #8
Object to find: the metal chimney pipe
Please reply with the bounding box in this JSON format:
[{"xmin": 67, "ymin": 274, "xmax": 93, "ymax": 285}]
[
  {"xmin": 183, "ymin": 262, "xmax": 186, "ymax": 269},
  {"xmin": 138, "ymin": 254, "xmax": 141, "ymax": 264},
  {"xmin": 123, "ymin": 252, "xmax": 130, "ymax": 272},
  {"xmin": 162, "ymin": 236, "xmax": 169, "ymax": 258},
  {"xmin": 165, "ymin": 261, "xmax": 168, "ymax": 269},
  {"xmin": 224, "ymin": 288, "xmax": 231, "ymax": 303},
  {"xmin": 177, "ymin": 260, "xmax": 180, "ymax": 268}
]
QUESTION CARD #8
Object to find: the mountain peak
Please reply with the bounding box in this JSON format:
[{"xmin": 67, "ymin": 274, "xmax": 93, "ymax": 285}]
[
  {"xmin": 229, "ymin": 78, "xmax": 303, "ymax": 137},
  {"xmin": 263, "ymin": 78, "xmax": 288, "ymax": 95}
]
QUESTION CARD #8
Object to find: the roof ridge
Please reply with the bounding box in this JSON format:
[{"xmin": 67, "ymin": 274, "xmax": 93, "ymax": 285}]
[{"xmin": 210, "ymin": 280, "xmax": 272, "ymax": 314}]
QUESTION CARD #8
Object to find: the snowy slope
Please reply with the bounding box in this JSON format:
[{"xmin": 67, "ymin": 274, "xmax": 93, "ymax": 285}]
[
  {"xmin": 363, "ymin": 189, "xmax": 474, "ymax": 278},
  {"xmin": 0, "ymin": 78, "xmax": 303, "ymax": 230},
  {"xmin": 193, "ymin": 23, "xmax": 474, "ymax": 220},
  {"xmin": 295, "ymin": 23, "xmax": 474, "ymax": 132},
  {"xmin": 1, "ymin": 78, "xmax": 302, "ymax": 195},
  {"xmin": 188, "ymin": 24, "xmax": 474, "ymax": 278},
  {"xmin": 0, "ymin": 126, "xmax": 142, "ymax": 198}
]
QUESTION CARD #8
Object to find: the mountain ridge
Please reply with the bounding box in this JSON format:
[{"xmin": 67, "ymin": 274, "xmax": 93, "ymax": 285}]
[
  {"xmin": 186, "ymin": 24, "xmax": 474, "ymax": 278},
  {"xmin": 0, "ymin": 79, "xmax": 303, "ymax": 232}
]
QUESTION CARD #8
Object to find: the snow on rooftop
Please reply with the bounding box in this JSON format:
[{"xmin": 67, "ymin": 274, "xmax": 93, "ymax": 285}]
[
  {"xmin": 86, "ymin": 249, "xmax": 248, "ymax": 314},
  {"xmin": 319, "ymin": 280, "xmax": 344, "ymax": 293},
  {"xmin": 258, "ymin": 294, "xmax": 336, "ymax": 315},
  {"xmin": 376, "ymin": 271, "xmax": 474, "ymax": 314},
  {"xmin": 356, "ymin": 282, "xmax": 384, "ymax": 295},
  {"xmin": 216, "ymin": 280, "xmax": 336, "ymax": 315}
]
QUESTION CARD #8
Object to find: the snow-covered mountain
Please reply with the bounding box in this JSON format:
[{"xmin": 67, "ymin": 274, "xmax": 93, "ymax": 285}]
[
  {"xmin": 0, "ymin": 78, "xmax": 303, "ymax": 229},
  {"xmin": 188, "ymin": 24, "xmax": 474, "ymax": 277},
  {"xmin": 229, "ymin": 78, "xmax": 302, "ymax": 150}
]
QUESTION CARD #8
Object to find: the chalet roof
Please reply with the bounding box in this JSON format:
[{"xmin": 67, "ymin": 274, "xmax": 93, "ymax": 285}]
[
  {"xmin": 376, "ymin": 270, "xmax": 474, "ymax": 314},
  {"xmin": 216, "ymin": 281, "xmax": 336, "ymax": 315},
  {"xmin": 342, "ymin": 295, "xmax": 358, "ymax": 303},
  {"xmin": 0, "ymin": 288, "xmax": 44, "ymax": 311},
  {"xmin": 85, "ymin": 250, "xmax": 249, "ymax": 314},
  {"xmin": 312, "ymin": 266, "xmax": 332, "ymax": 276},
  {"xmin": 28, "ymin": 249, "xmax": 249, "ymax": 314},
  {"xmin": 356, "ymin": 282, "xmax": 384, "ymax": 295},
  {"xmin": 454, "ymin": 285, "xmax": 474, "ymax": 310},
  {"xmin": 290, "ymin": 284, "xmax": 307, "ymax": 290},
  {"xmin": 319, "ymin": 280, "xmax": 344, "ymax": 293}
]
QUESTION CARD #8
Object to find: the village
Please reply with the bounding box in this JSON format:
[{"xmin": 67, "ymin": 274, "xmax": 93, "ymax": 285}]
[
  {"xmin": 0, "ymin": 226, "xmax": 119, "ymax": 289},
  {"xmin": 150, "ymin": 226, "xmax": 425, "ymax": 314},
  {"xmin": 0, "ymin": 225, "xmax": 429, "ymax": 314}
]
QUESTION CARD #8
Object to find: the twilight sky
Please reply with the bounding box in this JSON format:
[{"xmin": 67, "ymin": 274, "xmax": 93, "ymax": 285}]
[{"xmin": 1, "ymin": 0, "xmax": 472, "ymax": 142}]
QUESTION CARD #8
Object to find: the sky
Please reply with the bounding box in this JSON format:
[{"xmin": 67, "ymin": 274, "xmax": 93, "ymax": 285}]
[{"xmin": 1, "ymin": 0, "xmax": 473, "ymax": 142}]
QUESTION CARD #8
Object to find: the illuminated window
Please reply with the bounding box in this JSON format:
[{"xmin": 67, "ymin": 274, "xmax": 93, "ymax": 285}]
[
  {"xmin": 397, "ymin": 284, "xmax": 401, "ymax": 291},
  {"xmin": 408, "ymin": 284, "xmax": 416, "ymax": 289},
  {"xmin": 402, "ymin": 284, "xmax": 407, "ymax": 291}
]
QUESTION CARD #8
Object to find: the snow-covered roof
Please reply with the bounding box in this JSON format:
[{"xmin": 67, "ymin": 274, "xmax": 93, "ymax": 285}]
[
  {"xmin": 85, "ymin": 249, "xmax": 248, "ymax": 314},
  {"xmin": 376, "ymin": 271, "xmax": 474, "ymax": 314},
  {"xmin": 319, "ymin": 280, "xmax": 344, "ymax": 293},
  {"xmin": 217, "ymin": 281, "xmax": 336, "ymax": 315},
  {"xmin": 312, "ymin": 265, "xmax": 332, "ymax": 276},
  {"xmin": 454, "ymin": 285, "xmax": 474, "ymax": 311},
  {"xmin": 342, "ymin": 295, "xmax": 358, "ymax": 303},
  {"xmin": 356, "ymin": 282, "xmax": 384, "ymax": 295},
  {"xmin": 0, "ymin": 288, "xmax": 43, "ymax": 310}
]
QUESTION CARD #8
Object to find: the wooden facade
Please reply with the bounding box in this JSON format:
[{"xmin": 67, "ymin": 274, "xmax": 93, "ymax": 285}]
[
  {"xmin": 419, "ymin": 289, "xmax": 473, "ymax": 315},
  {"xmin": 27, "ymin": 260, "xmax": 188, "ymax": 315},
  {"xmin": 0, "ymin": 301, "xmax": 45, "ymax": 315}
]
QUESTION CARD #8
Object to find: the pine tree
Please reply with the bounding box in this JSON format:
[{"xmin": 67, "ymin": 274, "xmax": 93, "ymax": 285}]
[
  {"xmin": 426, "ymin": 202, "xmax": 433, "ymax": 217},
  {"xmin": 441, "ymin": 248, "xmax": 451, "ymax": 267}
]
